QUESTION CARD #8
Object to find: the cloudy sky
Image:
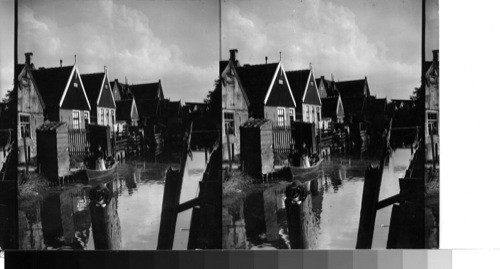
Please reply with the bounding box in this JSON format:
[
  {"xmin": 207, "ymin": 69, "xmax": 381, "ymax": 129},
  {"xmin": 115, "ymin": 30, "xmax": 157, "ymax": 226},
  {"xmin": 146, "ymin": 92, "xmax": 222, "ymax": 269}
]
[
  {"xmin": 222, "ymin": 0, "xmax": 439, "ymax": 100},
  {"xmin": 18, "ymin": 0, "xmax": 219, "ymax": 103},
  {"xmin": 0, "ymin": 0, "xmax": 14, "ymax": 100}
]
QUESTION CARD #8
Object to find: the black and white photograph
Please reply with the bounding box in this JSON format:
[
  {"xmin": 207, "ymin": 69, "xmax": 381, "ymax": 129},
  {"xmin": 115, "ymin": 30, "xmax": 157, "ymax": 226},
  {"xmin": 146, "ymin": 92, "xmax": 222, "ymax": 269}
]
[
  {"xmin": 221, "ymin": 0, "xmax": 439, "ymax": 249},
  {"xmin": 15, "ymin": 0, "xmax": 221, "ymax": 250}
]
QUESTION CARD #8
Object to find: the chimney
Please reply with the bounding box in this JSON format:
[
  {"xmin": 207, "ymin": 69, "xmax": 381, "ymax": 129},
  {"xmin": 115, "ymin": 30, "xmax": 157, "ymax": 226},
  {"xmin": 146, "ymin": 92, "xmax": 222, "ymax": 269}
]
[
  {"xmin": 60, "ymin": 59, "xmax": 62, "ymax": 67},
  {"xmin": 432, "ymin": 50, "xmax": 439, "ymax": 63},
  {"xmin": 25, "ymin": 52, "xmax": 33, "ymax": 65},
  {"xmin": 265, "ymin": 56, "xmax": 268, "ymax": 64},
  {"xmin": 229, "ymin": 49, "xmax": 238, "ymax": 62},
  {"xmin": 74, "ymin": 55, "xmax": 77, "ymax": 65}
]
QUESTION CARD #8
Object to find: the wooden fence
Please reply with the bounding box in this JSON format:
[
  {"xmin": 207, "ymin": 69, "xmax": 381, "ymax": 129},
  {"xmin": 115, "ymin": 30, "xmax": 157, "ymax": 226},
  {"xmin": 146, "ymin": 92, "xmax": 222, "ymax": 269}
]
[
  {"xmin": 272, "ymin": 125, "xmax": 294, "ymax": 154},
  {"xmin": 68, "ymin": 129, "xmax": 89, "ymax": 157}
]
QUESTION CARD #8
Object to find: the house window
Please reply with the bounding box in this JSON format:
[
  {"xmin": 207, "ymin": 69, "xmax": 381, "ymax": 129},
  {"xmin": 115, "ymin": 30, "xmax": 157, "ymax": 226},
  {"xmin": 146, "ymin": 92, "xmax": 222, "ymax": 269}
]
[
  {"xmin": 84, "ymin": 111, "xmax": 90, "ymax": 125},
  {"xmin": 111, "ymin": 110, "xmax": 115, "ymax": 125},
  {"xmin": 277, "ymin": 108, "xmax": 285, "ymax": 126},
  {"xmin": 305, "ymin": 106, "xmax": 310, "ymax": 122},
  {"xmin": 100, "ymin": 108, "xmax": 104, "ymax": 124},
  {"xmin": 310, "ymin": 81, "xmax": 314, "ymax": 86},
  {"xmin": 105, "ymin": 109, "xmax": 110, "ymax": 125},
  {"xmin": 72, "ymin": 111, "xmax": 80, "ymax": 130},
  {"xmin": 224, "ymin": 112, "xmax": 235, "ymax": 135},
  {"xmin": 317, "ymin": 108, "xmax": 321, "ymax": 123},
  {"xmin": 19, "ymin": 114, "xmax": 31, "ymax": 138},
  {"xmin": 289, "ymin": 108, "xmax": 295, "ymax": 123},
  {"xmin": 74, "ymin": 81, "xmax": 78, "ymax": 88},
  {"xmin": 279, "ymin": 79, "xmax": 283, "ymax": 85}
]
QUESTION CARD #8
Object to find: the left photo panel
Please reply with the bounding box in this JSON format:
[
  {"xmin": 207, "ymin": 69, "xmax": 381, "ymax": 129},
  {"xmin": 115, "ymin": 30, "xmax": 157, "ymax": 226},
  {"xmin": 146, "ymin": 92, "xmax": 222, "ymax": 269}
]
[
  {"xmin": 0, "ymin": 0, "xmax": 18, "ymax": 250},
  {"xmin": 16, "ymin": 0, "xmax": 221, "ymax": 250}
]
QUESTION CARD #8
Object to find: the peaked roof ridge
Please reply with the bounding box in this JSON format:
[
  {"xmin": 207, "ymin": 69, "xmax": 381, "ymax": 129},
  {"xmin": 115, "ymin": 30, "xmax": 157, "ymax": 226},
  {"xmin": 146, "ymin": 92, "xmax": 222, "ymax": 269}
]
[
  {"xmin": 237, "ymin": 62, "xmax": 279, "ymax": 69},
  {"xmin": 80, "ymin": 71, "xmax": 105, "ymax": 76},
  {"xmin": 286, "ymin": 68, "xmax": 310, "ymax": 73},
  {"xmin": 35, "ymin": 65, "xmax": 74, "ymax": 71}
]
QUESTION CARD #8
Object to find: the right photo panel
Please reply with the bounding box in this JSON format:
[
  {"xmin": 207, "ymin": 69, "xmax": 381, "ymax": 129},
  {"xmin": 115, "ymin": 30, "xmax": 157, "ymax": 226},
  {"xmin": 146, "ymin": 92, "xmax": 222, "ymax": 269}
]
[{"xmin": 221, "ymin": 0, "xmax": 439, "ymax": 249}]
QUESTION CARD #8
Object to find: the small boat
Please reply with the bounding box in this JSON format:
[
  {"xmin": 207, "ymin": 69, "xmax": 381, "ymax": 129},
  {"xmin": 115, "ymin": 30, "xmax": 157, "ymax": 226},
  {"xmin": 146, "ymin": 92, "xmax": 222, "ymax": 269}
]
[
  {"xmin": 85, "ymin": 162, "xmax": 118, "ymax": 182},
  {"xmin": 289, "ymin": 158, "xmax": 323, "ymax": 178}
]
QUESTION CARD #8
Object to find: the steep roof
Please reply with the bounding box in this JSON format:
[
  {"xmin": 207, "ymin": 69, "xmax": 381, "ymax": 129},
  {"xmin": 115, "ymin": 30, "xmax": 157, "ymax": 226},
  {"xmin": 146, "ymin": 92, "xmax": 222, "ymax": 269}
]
[
  {"xmin": 336, "ymin": 79, "xmax": 368, "ymax": 98},
  {"xmin": 220, "ymin": 61, "xmax": 229, "ymax": 75},
  {"xmin": 236, "ymin": 63, "xmax": 280, "ymax": 106},
  {"xmin": 31, "ymin": 66, "xmax": 75, "ymax": 108},
  {"xmin": 115, "ymin": 99, "xmax": 133, "ymax": 121},
  {"xmin": 80, "ymin": 72, "xmax": 105, "ymax": 107},
  {"xmin": 321, "ymin": 96, "xmax": 340, "ymax": 118},
  {"xmin": 129, "ymin": 82, "xmax": 163, "ymax": 101},
  {"xmin": 286, "ymin": 70, "xmax": 311, "ymax": 103},
  {"xmin": 370, "ymin": 98, "xmax": 387, "ymax": 114},
  {"xmin": 158, "ymin": 100, "xmax": 182, "ymax": 118},
  {"xmin": 342, "ymin": 96, "xmax": 366, "ymax": 117},
  {"xmin": 136, "ymin": 99, "xmax": 159, "ymax": 118}
]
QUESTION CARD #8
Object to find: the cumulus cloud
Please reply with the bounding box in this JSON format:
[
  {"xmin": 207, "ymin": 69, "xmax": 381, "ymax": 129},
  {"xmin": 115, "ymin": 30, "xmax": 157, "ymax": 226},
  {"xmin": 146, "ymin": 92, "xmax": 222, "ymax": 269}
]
[
  {"xmin": 19, "ymin": 0, "xmax": 216, "ymax": 102},
  {"xmin": 222, "ymin": 0, "xmax": 421, "ymax": 99}
]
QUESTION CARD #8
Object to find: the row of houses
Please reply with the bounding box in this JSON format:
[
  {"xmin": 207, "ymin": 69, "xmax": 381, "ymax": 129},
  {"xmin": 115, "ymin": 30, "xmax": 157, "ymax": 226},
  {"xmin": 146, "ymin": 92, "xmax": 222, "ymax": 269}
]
[
  {"xmin": 17, "ymin": 52, "xmax": 184, "ymax": 164},
  {"xmin": 221, "ymin": 49, "xmax": 392, "ymax": 162}
]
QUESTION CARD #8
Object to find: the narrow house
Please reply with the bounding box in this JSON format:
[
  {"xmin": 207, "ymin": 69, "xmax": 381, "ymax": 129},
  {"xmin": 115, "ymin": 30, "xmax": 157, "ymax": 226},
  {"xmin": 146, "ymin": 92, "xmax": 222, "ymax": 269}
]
[
  {"xmin": 80, "ymin": 67, "xmax": 116, "ymax": 131},
  {"xmin": 110, "ymin": 78, "xmax": 133, "ymax": 101},
  {"xmin": 286, "ymin": 68, "xmax": 322, "ymax": 127},
  {"xmin": 335, "ymin": 77, "xmax": 372, "ymax": 151},
  {"xmin": 115, "ymin": 98, "xmax": 139, "ymax": 133},
  {"xmin": 236, "ymin": 61, "xmax": 296, "ymax": 126},
  {"xmin": 31, "ymin": 57, "xmax": 91, "ymax": 131},
  {"xmin": 16, "ymin": 52, "xmax": 45, "ymax": 163},
  {"xmin": 221, "ymin": 49, "xmax": 250, "ymax": 161}
]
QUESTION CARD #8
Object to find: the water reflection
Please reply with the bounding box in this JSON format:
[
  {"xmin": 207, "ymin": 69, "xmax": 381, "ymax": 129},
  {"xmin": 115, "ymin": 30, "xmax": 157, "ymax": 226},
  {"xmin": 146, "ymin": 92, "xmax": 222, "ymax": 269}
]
[
  {"xmin": 18, "ymin": 152, "xmax": 206, "ymax": 250},
  {"xmin": 223, "ymin": 148, "xmax": 412, "ymax": 249}
]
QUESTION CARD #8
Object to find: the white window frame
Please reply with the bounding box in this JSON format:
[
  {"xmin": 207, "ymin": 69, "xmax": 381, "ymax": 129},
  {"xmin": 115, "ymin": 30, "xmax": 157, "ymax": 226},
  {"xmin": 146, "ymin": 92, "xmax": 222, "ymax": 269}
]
[
  {"xmin": 72, "ymin": 110, "xmax": 80, "ymax": 130},
  {"xmin": 84, "ymin": 111, "xmax": 90, "ymax": 125},
  {"xmin": 19, "ymin": 113, "xmax": 31, "ymax": 138},
  {"xmin": 289, "ymin": 108, "xmax": 295, "ymax": 122},
  {"xmin": 277, "ymin": 107, "xmax": 285, "ymax": 126}
]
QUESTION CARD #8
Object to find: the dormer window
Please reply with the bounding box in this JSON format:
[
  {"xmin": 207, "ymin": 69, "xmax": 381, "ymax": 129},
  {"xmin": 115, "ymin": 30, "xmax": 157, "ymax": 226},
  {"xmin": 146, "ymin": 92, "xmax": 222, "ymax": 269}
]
[
  {"xmin": 74, "ymin": 82, "xmax": 78, "ymax": 87},
  {"xmin": 279, "ymin": 79, "xmax": 283, "ymax": 85},
  {"xmin": 310, "ymin": 81, "xmax": 314, "ymax": 86}
]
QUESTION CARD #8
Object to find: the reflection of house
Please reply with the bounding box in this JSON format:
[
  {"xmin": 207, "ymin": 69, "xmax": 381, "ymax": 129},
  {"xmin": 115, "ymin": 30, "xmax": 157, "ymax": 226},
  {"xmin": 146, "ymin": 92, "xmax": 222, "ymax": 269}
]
[
  {"xmin": 115, "ymin": 99, "xmax": 139, "ymax": 133},
  {"xmin": 286, "ymin": 68, "xmax": 322, "ymax": 127},
  {"xmin": 158, "ymin": 100, "xmax": 183, "ymax": 145},
  {"xmin": 221, "ymin": 49, "xmax": 250, "ymax": 161},
  {"xmin": 424, "ymin": 50, "xmax": 439, "ymax": 161},
  {"xmin": 17, "ymin": 53, "xmax": 45, "ymax": 163},
  {"xmin": 236, "ymin": 60, "xmax": 296, "ymax": 126},
  {"xmin": 81, "ymin": 68, "xmax": 116, "ymax": 131},
  {"xmin": 31, "ymin": 58, "xmax": 91, "ymax": 130}
]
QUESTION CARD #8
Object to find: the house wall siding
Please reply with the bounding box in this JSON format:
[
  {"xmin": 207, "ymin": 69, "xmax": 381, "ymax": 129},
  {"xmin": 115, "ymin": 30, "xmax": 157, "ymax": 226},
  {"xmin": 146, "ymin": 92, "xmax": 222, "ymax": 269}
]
[
  {"xmin": 17, "ymin": 68, "xmax": 45, "ymax": 161},
  {"xmin": 264, "ymin": 106, "xmax": 294, "ymax": 126}
]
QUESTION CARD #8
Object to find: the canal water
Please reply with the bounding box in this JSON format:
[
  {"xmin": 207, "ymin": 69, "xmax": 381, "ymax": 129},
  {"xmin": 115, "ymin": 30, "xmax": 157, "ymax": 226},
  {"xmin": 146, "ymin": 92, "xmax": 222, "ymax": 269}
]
[
  {"xmin": 18, "ymin": 151, "xmax": 206, "ymax": 250},
  {"xmin": 223, "ymin": 148, "xmax": 412, "ymax": 249}
]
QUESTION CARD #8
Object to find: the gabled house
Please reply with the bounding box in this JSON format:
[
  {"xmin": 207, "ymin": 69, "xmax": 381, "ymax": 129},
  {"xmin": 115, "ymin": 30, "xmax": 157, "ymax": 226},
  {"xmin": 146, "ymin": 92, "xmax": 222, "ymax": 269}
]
[
  {"xmin": 321, "ymin": 95, "xmax": 345, "ymax": 125},
  {"xmin": 286, "ymin": 68, "xmax": 322, "ymax": 127},
  {"xmin": 81, "ymin": 68, "xmax": 116, "ymax": 131},
  {"xmin": 110, "ymin": 78, "xmax": 133, "ymax": 101},
  {"xmin": 17, "ymin": 52, "xmax": 45, "ymax": 163},
  {"xmin": 115, "ymin": 98, "xmax": 139, "ymax": 133},
  {"xmin": 30, "ymin": 58, "xmax": 91, "ymax": 131},
  {"xmin": 336, "ymin": 77, "xmax": 370, "ymax": 99},
  {"xmin": 221, "ymin": 49, "xmax": 250, "ymax": 161},
  {"xmin": 316, "ymin": 75, "xmax": 339, "ymax": 98},
  {"xmin": 236, "ymin": 61, "xmax": 296, "ymax": 126}
]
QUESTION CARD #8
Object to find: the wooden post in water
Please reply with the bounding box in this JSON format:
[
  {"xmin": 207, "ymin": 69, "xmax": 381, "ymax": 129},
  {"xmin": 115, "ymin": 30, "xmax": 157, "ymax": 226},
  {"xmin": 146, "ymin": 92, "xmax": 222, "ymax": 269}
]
[
  {"xmin": 355, "ymin": 164, "xmax": 382, "ymax": 249},
  {"xmin": 157, "ymin": 121, "xmax": 192, "ymax": 249}
]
